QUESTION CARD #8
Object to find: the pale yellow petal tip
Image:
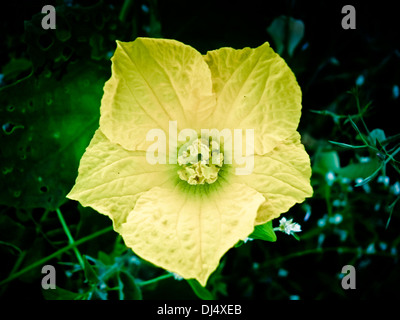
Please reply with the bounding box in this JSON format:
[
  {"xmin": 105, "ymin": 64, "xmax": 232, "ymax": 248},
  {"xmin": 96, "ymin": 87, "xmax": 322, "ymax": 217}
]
[
  {"xmin": 230, "ymin": 131, "xmax": 313, "ymax": 226},
  {"xmin": 256, "ymin": 41, "xmax": 272, "ymax": 51},
  {"xmin": 171, "ymin": 265, "xmax": 214, "ymax": 288},
  {"xmin": 65, "ymin": 191, "xmax": 74, "ymax": 201},
  {"xmin": 197, "ymin": 279, "xmax": 208, "ymax": 287},
  {"xmin": 203, "ymin": 39, "xmax": 302, "ymax": 154},
  {"xmin": 65, "ymin": 186, "xmax": 78, "ymax": 201},
  {"xmin": 101, "ymin": 36, "xmax": 216, "ymax": 151},
  {"xmin": 193, "ymin": 269, "xmax": 212, "ymax": 287},
  {"xmin": 120, "ymin": 184, "xmax": 264, "ymax": 289}
]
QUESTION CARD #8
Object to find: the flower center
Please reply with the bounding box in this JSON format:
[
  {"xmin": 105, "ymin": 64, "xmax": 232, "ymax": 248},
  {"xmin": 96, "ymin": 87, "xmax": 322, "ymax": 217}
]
[{"xmin": 177, "ymin": 138, "xmax": 223, "ymax": 185}]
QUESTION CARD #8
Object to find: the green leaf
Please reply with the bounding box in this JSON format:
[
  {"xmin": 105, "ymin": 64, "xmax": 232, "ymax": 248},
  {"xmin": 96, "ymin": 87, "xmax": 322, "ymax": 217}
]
[
  {"xmin": 118, "ymin": 271, "xmax": 142, "ymax": 300},
  {"xmin": 381, "ymin": 133, "xmax": 400, "ymax": 146},
  {"xmin": 23, "ymin": 2, "xmax": 125, "ymax": 72},
  {"xmin": 42, "ymin": 286, "xmax": 84, "ymax": 300},
  {"xmin": 348, "ymin": 116, "xmax": 373, "ymax": 149},
  {"xmin": 0, "ymin": 214, "xmax": 34, "ymax": 252},
  {"xmin": 97, "ymin": 251, "xmax": 113, "ymax": 266},
  {"xmin": 187, "ymin": 279, "xmax": 215, "ymax": 300},
  {"xmin": 312, "ymin": 151, "xmax": 341, "ymax": 175},
  {"xmin": 234, "ymin": 240, "xmax": 245, "ymax": 248},
  {"xmin": 329, "ymin": 140, "xmax": 368, "ymax": 149},
  {"xmin": 83, "ymin": 255, "xmax": 99, "ymax": 286},
  {"xmin": 292, "ymin": 233, "xmax": 301, "ymax": 241},
  {"xmin": 249, "ymin": 221, "xmax": 277, "ymax": 242},
  {"xmin": 338, "ymin": 158, "xmax": 382, "ymax": 181},
  {"xmin": 310, "ymin": 109, "xmax": 346, "ymax": 123},
  {"xmin": 1, "ymin": 58, "xmax": 32, "ymax": 82},
  {"xmin": 386, "ymin": 196, "xmax": 400, "ymax": 229},
  {"xmin": 267, "ymin": 16, "xmax": 305, "ymax": 56},
  {"xmin": 354, "ymin": 164, "xmax": 383, "ymax": 187},
  {"xmin": 0, "ymin": 61, "xmax": 107, "ymax": 210},
  {"xmin": 18, "ymin": 237, "xmax": 47, "ymax": 282},
  {"xmin": 368, "ymin": 128, "xmax": 386, "ymax": 147}
]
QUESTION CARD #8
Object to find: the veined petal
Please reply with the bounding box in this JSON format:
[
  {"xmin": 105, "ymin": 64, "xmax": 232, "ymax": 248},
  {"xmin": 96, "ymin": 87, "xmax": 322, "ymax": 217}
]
[
  {"xmin": 232, "ymin": 131, "xmax": 313, "ymax": 224},
  {"xmin": 100, "ymin": 38, "xmax": 216, "ymax": 151},
  {"xmin": 67, "ymin": 129, "xmax": 176, "ymax": 231},
  {"xmin": 120, "ymin": 183, "xmax": 265, "ymax": 286},
  {"xmin": 204, "ymin": 42, "xmax": 302, "ymax": 155}
]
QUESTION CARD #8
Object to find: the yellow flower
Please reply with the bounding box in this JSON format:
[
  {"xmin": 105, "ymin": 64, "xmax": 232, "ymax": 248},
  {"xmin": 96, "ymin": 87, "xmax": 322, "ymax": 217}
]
[{"xmin": 67, "ymin": 38, "xmax": 313, "ymax": 286}]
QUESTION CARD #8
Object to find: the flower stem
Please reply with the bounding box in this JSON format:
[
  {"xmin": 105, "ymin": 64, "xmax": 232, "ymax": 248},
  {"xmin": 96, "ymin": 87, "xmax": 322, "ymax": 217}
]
[
  {"xmin": 262, "ymin": 246, "xmax": 394, "ymax": 268},
  {"xmin": 0, "ymin": 226, "xmax": 113, "ymax": 286},
  {"xmin": 56, "ymin": 208, "xmax": 85, "ymax": 270},
  {"xmin": 138, "ymin": 273, "xmax": 174, "ymax": 287},
  {"xmin": 119, "ymin": 0, "xmax": 133, "ymax": 22}
]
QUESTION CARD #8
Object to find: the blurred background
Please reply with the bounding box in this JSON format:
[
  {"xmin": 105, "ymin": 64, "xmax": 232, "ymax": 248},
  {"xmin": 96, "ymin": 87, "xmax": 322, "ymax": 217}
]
[{"xmin": 0, "ymin": 0, "xmax": 399, "ymax": 300}]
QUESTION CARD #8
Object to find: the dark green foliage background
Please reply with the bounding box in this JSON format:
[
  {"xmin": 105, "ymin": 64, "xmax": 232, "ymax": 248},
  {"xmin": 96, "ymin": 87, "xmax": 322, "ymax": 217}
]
[{"xmin": 1, "ymin": 0, "xmax": 399, "ymax": 300}]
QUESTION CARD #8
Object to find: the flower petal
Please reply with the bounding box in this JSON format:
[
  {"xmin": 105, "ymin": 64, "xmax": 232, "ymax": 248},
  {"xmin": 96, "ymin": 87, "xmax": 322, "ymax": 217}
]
[
  {"xmin": 100, "ymin": 38, "xmax": 216, "ymax": 151},
  {"xmin": 204, "ymin": 42, "xmax": 302, "ymax": 155},
  {"xmin": 67, "ymin": 129, "xmax": 176, "ymax": 231},
  {"xmin": 232, "ymin": 131, "xmax": 313, "ymax": 224},
  {"xmin": 120, "ymin": 183, "xmax": 265, "ymax": 286}
]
